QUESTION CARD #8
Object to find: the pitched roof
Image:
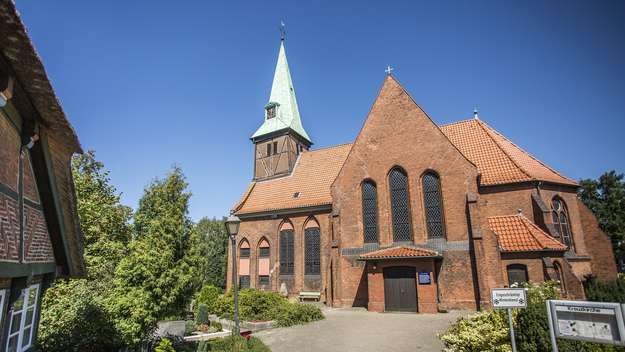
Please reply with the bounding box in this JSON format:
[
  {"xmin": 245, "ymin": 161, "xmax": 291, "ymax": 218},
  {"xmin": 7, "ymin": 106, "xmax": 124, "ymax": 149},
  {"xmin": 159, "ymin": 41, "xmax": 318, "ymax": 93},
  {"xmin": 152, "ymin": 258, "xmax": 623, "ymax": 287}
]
[
  {"xmin": 488, "ymin": 214, "xmax": 567, "ymax": 252},
  {"xmin": 440, "ymin": 119, "xmax": 576, "ymax": 186},
  {"xmin": 359, "ymin": 246, "xmax": 440, "ymax": 260},
  {"xmin": 251, "ymin": 41, "xmax": 311, "ymax": 143},
  {"xmin": 233, "ymin": 144, "xmax": 352, "ymax": 215}
]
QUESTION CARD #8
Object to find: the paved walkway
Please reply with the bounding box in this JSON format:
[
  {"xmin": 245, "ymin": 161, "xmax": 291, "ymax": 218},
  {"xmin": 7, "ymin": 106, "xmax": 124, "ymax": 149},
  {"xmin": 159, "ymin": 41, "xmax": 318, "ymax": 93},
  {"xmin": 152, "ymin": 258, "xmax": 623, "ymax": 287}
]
[{"xmin": 255, "ymin": 308, "xmax": 470, "ymax": 352}]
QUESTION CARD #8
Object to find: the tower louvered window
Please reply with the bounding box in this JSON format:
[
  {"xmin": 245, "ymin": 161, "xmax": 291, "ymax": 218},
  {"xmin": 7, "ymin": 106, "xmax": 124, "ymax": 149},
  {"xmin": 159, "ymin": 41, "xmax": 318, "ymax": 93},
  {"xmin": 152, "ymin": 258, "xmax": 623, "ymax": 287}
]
[
  {"xmin": 389, "ymin": 167, "xmax": 412, "ymax": 242},
  {"xmin": 423, "ymin": 172, "xmax": 445, "ymax": 238},
  {"xmin": 551, "ymin": 198, "xmax": 574, "ymax": 250},
  {"xmin": 305, "ymin": 227, "xmax": 321, "ymax": 275},
  {"xmin": 362, "ymin": 181, "xmax": 379, "ymax": 243},
  {"xmin": 279, "ymin": 229, "xmax": 294, "ymax": 275}
]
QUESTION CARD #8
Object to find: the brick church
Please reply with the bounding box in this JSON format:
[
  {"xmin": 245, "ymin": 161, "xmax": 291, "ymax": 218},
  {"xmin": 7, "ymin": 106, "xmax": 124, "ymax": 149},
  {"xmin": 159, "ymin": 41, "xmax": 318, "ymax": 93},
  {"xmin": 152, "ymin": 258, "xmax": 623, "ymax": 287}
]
[{"xmin": 226, "ymin": 38, "xmax": 617, "ymax": 313}]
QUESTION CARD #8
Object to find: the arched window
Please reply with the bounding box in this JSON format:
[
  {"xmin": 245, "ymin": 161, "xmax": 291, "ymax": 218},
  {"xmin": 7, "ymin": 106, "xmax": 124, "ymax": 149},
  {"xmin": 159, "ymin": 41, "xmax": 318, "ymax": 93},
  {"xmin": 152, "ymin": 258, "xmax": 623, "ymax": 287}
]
[
  {"xmin": 553, "ymin": 261, "xmax": 566, "ymax": 294},
  {"xmin": 238, "ymin": 239, "xmax": 250, "ymax": 289},
  {"xmin": 389, "ymin": 167, "xmax": 412, "ymax": 242},
  {"xmin": 422, "ymin": 171, "xmax": 445, "ymax": 238},
  {"xmin": 362, "ymin": 180, "xmax": 379, "ymax": 243},
  {"xmin": 257, "ymin": 238, "xmax": 270, "ymax": 287},
  {"xmin": 551, "ymin": 197, "xmax": 574, "ymax": 250},
  {"xmin": 507, "ymin": 264, "xmax": 528, "ymax": 286},
  {"xmin": 305, "ymin": 218, "xmax": 321, "ymax": 275},
  {"xmin": 279, "ymin": 222, "xmax": 294, "ymax": 275}
]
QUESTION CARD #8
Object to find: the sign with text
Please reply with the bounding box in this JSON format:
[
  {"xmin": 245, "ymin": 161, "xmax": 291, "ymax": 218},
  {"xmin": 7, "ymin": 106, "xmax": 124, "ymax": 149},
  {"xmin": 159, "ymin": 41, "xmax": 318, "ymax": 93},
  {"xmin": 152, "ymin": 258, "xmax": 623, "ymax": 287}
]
[
  {"xmin": 418, "ymin": 272, "xmax": 431, "ymax": 285},
  {"xmin": 491, "ymin": 288, "xmax": 527, "ymax": 309},
  {"xmin": 547, "ymin": 300, "xmax": 625, "ymax": 346}
]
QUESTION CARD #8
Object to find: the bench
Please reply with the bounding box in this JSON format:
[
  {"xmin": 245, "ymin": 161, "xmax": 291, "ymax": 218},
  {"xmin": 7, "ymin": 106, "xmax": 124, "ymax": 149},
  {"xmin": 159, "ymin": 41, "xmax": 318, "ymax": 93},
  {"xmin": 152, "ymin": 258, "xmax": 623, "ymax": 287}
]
[{"xmin": 299, "ymin": 291, "xmax": 321, "ymax": 302}]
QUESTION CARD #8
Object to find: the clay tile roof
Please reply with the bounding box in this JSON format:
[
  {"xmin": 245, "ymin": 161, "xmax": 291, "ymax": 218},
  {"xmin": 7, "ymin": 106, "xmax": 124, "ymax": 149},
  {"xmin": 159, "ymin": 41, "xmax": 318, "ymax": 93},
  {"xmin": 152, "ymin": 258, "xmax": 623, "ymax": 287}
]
[
  {"xmin": 358, "ymin": 246, "xmax": 440, "ymax": 260},
  {"xmin": 233, "ymin": 143, "xmax": 352, "ymax": 215},
  {"xmin": 440, "ymin": 119, "xmax": 576, "ymax": 186},
  {"xmin": 488, "ymin": 214, "xmax": 567, "ymax": 252}
]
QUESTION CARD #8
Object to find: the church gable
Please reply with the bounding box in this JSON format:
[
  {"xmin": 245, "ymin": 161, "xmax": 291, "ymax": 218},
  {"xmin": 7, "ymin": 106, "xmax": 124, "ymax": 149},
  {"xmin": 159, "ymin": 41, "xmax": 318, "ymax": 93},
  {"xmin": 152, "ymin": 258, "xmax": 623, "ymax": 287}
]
[{"xmin": 332, "ymin": 75, "xmax": 478, "ymax": 246}]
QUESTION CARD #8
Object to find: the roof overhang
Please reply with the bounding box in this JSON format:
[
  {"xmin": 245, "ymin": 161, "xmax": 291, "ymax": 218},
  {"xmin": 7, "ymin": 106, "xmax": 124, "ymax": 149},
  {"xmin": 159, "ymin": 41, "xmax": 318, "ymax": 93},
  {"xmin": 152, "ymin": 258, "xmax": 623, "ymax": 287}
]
[
  {"xmin": 236, "ymin": 203, "xmax": 332, "ymax": 220},
  {"xmin": 357, "ymin": 255, "xmax": 443, "ymax": 261}
]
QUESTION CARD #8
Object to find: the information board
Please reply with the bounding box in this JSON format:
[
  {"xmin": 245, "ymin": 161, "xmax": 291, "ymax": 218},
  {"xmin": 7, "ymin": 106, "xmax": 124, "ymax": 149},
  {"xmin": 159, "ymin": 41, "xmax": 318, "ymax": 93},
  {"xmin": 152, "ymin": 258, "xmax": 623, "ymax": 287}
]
[
  {"xmin": 418, "ymin": 272, "xmax": 431, "ymax": 285},
  {"xmin": 547, "ymin": 300, "xmax": 625, "ymax": 346},
  {"xmin": 491, "ymin": 288, "xmax": 527, "ymax": 309}
]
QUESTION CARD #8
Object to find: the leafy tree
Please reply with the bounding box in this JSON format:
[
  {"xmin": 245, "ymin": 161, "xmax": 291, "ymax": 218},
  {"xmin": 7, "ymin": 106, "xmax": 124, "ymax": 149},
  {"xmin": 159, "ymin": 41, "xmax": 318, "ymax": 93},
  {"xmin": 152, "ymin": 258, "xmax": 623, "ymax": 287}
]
[
  {"xmin": 72, "ymin": 151, "xmax": 132, "ymax": 285},
  {"xmin": 188, "ymin": 217, "xmax": 229, "ymax": 290},
  {"xmin": 579, "ymin": 171, "xmax": 625, "ymax": 266},
  {"xmin": 109, "ymin": 167, "xmax": 195, "ymax": 346},
  {"xmin": 37, "ymin": 280, "xmax": 121, "ymax": 352}
]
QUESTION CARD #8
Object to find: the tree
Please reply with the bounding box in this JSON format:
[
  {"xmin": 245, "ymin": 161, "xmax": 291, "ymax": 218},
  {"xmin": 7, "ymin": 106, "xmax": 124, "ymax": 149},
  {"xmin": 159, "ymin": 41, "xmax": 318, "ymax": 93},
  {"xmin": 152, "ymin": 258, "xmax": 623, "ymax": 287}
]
[
  {"xmin": 579, "ymin": 170, "xmax": 625, "ymax": 267},
  {"xmin": 38, "ymin": 151, "xmax": 130, "ymax": 350},
  {"xmin": 110, "ymin": 167, "xmax": 195, "ymax": 346},
  {"xmin": 72, "ymin": 151, "xmax": 132, "ymax": 285},
  {"xmin": 187, "ymin": 217, "xmax": 229, "ymax": 290}
]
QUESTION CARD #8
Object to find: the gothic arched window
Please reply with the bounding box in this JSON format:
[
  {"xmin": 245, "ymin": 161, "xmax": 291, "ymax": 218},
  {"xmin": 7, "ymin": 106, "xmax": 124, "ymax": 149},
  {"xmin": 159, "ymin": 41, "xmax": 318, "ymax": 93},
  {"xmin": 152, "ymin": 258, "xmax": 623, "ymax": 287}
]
[
  {"xmin": 304, "ymin": 218, "xmax": 321, "ymax": 275},
  {"xmin": 553, "ymin": 261, "xmax": 566, "ymax": 294},
  {"xmin": 279, "ymin": 222, "xmax": 294, "ymax": 275},
  {"xmin": 389, "ymin": 167, "xmax": 412, "ymax": 242},
  {"xmin": 238, "ymin": 239, "xmax": 250, "ymax": 289},
  {"xmin": 551, "ymin": 197, "xmax": 574, "ymax": 250},
  {"xmin": 362, "ymin": 180, "xmax": 379, "ymax": 243},
  {"xmin": 422, "ymin": 171, "xmax": 445, "ymax": 239},
  {"xmin": 258, "ymin": 238, "xmax": 270, "ymax": 287}
]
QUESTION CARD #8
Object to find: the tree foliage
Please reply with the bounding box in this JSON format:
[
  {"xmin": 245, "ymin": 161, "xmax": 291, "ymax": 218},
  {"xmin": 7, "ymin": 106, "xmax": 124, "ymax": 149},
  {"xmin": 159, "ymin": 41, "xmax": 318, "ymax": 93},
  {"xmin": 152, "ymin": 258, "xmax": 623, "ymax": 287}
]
[
  {"xmin": 579, "ymin": 170, "xmax": 625, "ymax": 265},
  {"xmin": 188, "ymin": 217, "xmax": 229, "ymax": 290},
  {"xmin": 109, "ymin": 167, "xmax": 195, "ymax": 346}
]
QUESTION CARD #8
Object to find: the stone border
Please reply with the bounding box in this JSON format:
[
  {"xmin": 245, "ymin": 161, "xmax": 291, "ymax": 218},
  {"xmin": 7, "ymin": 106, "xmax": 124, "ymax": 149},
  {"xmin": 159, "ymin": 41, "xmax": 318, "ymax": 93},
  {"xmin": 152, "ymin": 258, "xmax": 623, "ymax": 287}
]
[{"xmin": 209, "ymin": 314, "xmax": 277, "ymax": 331}]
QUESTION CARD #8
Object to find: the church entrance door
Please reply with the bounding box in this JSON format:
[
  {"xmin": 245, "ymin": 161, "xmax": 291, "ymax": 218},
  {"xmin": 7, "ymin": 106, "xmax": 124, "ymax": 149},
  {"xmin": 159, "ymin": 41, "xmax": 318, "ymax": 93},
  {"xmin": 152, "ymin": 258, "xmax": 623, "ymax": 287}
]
[{"xmin": 383, "ymin": 266, "xmax": 417, "ymax": 312}]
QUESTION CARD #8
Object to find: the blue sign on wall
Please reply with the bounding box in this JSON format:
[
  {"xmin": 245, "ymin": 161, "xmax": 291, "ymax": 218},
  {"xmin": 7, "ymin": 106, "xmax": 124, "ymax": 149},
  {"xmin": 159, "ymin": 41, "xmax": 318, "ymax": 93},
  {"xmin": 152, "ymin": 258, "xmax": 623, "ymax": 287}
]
[{"xmin": 418, "ymin": 272, "xmax": 431, "ymax": 285}]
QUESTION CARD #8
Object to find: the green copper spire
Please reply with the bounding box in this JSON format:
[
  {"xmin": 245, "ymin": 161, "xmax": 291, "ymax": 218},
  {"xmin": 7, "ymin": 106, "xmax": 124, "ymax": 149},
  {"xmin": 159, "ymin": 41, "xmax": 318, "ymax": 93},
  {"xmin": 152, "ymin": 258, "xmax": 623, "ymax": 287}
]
[{"xmin": 251, "ymin": 40, "xmax": 312, "ymax": 143}]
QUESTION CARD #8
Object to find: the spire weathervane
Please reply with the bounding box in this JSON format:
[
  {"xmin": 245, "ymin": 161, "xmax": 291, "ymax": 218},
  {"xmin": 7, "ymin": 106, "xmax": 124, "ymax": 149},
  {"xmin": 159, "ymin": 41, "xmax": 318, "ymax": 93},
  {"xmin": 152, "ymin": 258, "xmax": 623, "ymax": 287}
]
[
  {"xmin": 385, "ymin": 65, "xmax": 394, "ymax": 75},
  {"xmin": 473, "ymin": 107, "xmax": 479, "ymax": 119},
  {"xmin": 280, "ymin": 20, "xmax": 286, "ymax": 41}
]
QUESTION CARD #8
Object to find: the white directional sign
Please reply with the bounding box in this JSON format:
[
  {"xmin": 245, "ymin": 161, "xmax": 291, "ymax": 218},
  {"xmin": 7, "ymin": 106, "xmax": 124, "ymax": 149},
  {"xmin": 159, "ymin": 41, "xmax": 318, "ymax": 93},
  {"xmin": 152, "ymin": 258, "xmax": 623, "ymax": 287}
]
[
  {"xmin": 547, "ymin": 300, "xmax": 625, "ymax": 347},
  {"xmin": 491, "ymin": 288, "xmax": 527, "ymax": 309}
]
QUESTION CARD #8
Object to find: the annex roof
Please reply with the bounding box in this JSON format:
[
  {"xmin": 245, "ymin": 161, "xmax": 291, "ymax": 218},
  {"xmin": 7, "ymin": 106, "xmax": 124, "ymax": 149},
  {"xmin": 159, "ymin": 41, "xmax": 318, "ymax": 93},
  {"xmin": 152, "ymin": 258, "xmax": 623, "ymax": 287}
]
[
  {"xmin": 358, "ymin": 246, "xmax": 441, "ymax": 260},
  {"xmin": 251, "ymin": 41, "xmax": 311, "ymax": 143},
  {"xmin": 440, "ymin": 118, "xmax": 576, "ymax": 186},
  {"xmin": 233, "ymin": 143, "xmax": 352, "ymax": 215},
  {"xmin": 488, "ymin": 214, "xmax": 567, "ymax": 252}
]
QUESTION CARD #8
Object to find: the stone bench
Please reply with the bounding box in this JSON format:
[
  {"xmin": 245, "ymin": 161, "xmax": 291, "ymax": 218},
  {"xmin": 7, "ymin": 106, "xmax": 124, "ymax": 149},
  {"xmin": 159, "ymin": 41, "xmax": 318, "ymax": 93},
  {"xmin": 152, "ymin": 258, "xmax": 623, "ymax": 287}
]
[{"xmin": 299, "ymin": 291, "xmax": 321, "ymax": 302}]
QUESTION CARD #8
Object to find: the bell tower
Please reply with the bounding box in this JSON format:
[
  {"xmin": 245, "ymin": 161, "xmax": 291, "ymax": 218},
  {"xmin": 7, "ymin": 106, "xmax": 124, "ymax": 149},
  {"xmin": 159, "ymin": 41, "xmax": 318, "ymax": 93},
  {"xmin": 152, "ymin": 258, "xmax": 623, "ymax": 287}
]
[{"xmin": 251, "ymin": 35, "xmax": 312, "ymax": 180}]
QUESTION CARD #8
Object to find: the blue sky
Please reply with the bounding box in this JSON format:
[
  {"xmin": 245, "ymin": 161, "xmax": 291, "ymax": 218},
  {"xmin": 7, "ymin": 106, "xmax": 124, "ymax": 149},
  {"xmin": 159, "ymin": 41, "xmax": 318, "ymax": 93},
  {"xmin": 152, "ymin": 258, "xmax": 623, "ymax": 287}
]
[{"xmin": 17, "ymin": 1, "xmax": 625, "ymax": 220}]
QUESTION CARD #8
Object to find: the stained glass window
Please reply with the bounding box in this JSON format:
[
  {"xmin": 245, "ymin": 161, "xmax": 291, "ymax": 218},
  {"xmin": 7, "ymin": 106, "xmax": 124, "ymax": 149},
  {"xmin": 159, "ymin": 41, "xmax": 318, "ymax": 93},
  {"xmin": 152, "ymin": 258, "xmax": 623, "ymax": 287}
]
[
  {"xmin": 362, "ymin": 180, "xmax": 378, "ymax": 243},
  {"xmin": 389, "ymin": 167, "xmax": 412, "ymax": 242},
  {"xmin": 280, "ymin": 229, "xmax": 294, "ymax": 275},
  {"xmin": 551, "ymin": 197, "xmax": 574, "ymax": 250},
  {"xmin": 507, "ymin": 264, "xmax": 528, "ymax": 286},
  {"xmin": 422, "ymin": 172, "xmax": 445, "ymax": 238},
  {"xmin": 305, "ymin": 227, "xmax": 321, "ymax": 275}
]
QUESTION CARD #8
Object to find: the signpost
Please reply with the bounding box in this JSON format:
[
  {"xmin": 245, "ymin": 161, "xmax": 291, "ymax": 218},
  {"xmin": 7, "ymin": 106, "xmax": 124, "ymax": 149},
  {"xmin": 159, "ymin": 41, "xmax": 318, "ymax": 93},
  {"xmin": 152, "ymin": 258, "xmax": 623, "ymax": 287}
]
[
  {"xmin": 492, "ymin": 288, "xmax": 527, "ymax": 352},
  {"xmin": 546, "ymin": 300, "xmax": 625, "ymax": 351}
]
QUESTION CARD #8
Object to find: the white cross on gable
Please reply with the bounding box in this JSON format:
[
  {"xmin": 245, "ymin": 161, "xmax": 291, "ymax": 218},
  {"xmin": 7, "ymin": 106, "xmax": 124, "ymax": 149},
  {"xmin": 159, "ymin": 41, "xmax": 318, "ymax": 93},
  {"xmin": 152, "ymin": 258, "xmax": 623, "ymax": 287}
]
[{"xmin": 385, "ymin": 65, "xmax": 394, "ymax": 75}]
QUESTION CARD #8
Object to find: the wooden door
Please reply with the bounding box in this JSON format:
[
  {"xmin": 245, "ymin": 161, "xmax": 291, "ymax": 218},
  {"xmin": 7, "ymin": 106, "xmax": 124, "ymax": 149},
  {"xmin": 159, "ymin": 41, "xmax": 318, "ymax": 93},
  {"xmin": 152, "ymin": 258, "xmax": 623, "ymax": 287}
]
[{"xmin": 383, "ymin": 267, "xmax": 417, "ymax": 312}]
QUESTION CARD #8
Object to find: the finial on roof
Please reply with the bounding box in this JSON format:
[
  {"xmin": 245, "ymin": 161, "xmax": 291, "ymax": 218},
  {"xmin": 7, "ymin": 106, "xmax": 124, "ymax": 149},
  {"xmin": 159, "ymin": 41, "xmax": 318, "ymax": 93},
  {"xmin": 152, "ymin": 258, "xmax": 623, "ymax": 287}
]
[
  {"xmin": 473, "ymin": 107, "xmax": 479, "ymax": 119},
  {"xmin": 385, "ymin": 65, "xmax": 394, "ymax": 75},
  {"xmin": 280, "ymin": 20, "xmax": 286, "ymax": 41},
  {"xmin": 517, "ymin": 208, "xmax": 523, "ymax": 215}
]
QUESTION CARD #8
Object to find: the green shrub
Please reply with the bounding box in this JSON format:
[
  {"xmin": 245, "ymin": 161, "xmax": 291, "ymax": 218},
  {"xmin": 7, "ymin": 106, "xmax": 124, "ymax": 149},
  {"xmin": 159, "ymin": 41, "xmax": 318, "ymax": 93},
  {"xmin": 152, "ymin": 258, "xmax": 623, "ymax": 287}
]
[
  {"xmin": 155, "ymin": 337, "xmax": 176, "ymax": 352},
  {"xmin": 37, "ymin": 279, "xmax": 121, "ymax": 352},
  {"xmin": 196, "ymin": 284, "xmax": 221, "ymax": 313},
  {"xmin": 202, "ymin": 336, "xmax": 271, "ymax": 352},
  {"xmin": 585, "ymin": 275, "xmax": 625, "ymax": 303},
  {"xmin": 440, "ymin": 310, "xmax": 511, "ymax": 352},
  {"xmin": 185, "ymin": 320, "xmax": 197, "ymax": 335},
  {"xmin": 213, "ymin": 288, "xmax": 323, "ymax": 326},
  {"xmin": 196, "ymin": 303, "xmax": 210, "ymax": 325},
  {"xmin": 273, "ymin": 302, "xmax": 325, "ymax": 327}
]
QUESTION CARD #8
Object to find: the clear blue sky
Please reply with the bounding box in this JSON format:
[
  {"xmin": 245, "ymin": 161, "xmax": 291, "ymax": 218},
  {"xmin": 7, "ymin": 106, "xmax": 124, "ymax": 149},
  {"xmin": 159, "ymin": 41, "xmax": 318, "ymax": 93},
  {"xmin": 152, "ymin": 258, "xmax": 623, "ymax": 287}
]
[{"xmin": 17, "ymin": 1, "xmax": 625, "ymax": 221}]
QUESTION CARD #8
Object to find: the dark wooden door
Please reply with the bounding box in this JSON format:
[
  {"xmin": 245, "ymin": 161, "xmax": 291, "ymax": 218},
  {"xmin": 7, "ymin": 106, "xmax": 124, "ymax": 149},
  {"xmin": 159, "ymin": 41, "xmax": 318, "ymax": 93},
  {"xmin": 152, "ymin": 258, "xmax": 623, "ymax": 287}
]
[{"xmin": 384, "ymin": 267, "xmax": 417, "ymax": 312}]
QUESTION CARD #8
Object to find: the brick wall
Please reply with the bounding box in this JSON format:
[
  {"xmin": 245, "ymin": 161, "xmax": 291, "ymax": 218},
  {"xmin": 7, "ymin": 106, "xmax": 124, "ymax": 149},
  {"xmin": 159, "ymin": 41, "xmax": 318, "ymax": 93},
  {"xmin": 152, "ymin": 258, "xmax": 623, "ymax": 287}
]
[{"xmin": 577, "ymin": 200, "xmax": 618, "ymax": 281}]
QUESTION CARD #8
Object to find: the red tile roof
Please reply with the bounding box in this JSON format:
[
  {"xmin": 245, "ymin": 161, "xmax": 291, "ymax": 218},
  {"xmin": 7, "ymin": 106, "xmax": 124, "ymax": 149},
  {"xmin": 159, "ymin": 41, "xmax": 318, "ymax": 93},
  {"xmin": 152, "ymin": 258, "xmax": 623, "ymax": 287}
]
[
  {"xmin": 233, "ymin": 144, "xmax": 352, "ymax": 215},
  {"xmin": 440, "ymin": 119, "xmax": 577, "ymax": 186},
  {"xmin": 359, "ymin": 246, "xmax": 440, "ymax": 260},
  {"xmin": 488, "ymin": 214, "xmax": 567, "ymax": 252},
  {"xmin": 233, "ymin": 118, "xmax": 577, "ymax": 214}
]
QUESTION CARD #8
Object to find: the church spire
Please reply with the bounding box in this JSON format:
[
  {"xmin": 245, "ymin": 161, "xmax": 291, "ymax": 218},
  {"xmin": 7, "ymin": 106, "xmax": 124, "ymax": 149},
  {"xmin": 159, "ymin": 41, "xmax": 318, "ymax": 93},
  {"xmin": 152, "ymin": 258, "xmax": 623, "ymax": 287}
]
[{"xmin": 251, "ymin": 35, "xmax": 312, "ymax": 144}]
